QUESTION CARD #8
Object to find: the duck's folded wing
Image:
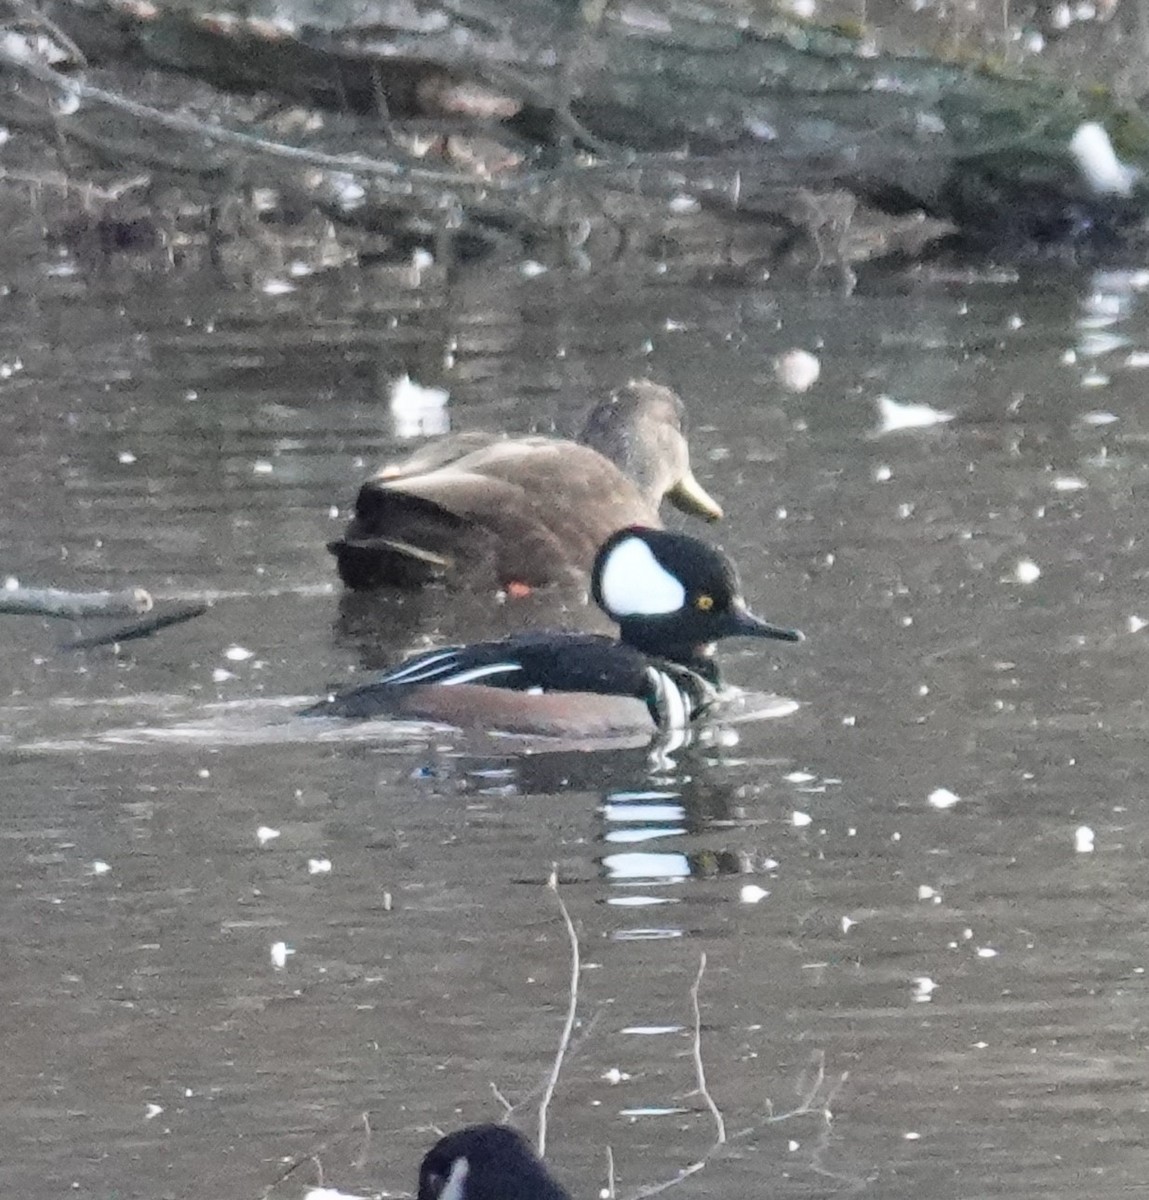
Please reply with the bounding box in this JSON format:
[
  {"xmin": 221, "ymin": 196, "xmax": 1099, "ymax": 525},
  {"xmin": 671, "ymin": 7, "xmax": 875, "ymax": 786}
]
[{"xmin": 301, "ymin": 633, "xmax": 640, "ymax": 719}]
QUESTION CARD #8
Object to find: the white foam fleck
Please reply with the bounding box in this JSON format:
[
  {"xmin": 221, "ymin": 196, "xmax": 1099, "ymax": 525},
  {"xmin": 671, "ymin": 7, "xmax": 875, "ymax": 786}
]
[
  {"xmin": 1075, "ymin": 825, "xmax": 1095, "ymax": 853},
  {"xmin": 740, "ymin": 884, "xmax": 770, "ymax": 904},
  {"xmin": 912, "ymin": 976, "xmax": 937, "ymax": 1002},
  {"xmin": 270, "ymin": 941, "xmax": 293, "ymax": 968},
  {"xmin": 774, "ymin": 348, "xmax": 821, "ymax": 393},
  {"xmin": 876, "ymin": 394, "xmax": 954, "ymax": 433},
  {"xmin": 791, "ymin": 810, "xmax": 812, "ymax": 827},
  {"xmin": 1015, "ymin": 560, "xmax": 1041, "ymax": 584},
  {"xmin": 928, "ymin": 788, "xmax": 960, "ymax": 809},
  {"xmin": 256, "ymin": 825, "xmax": 280, "ymax": 846}
]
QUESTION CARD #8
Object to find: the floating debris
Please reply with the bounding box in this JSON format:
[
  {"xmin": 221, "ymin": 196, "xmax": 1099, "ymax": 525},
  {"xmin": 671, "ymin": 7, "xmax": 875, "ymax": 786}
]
[
  {"xmin": 876, "ymin": 394, "xmax": 954, "ymax": 433},
  {"xmin": 928, "ymin": 787, "xmax": 960, "ymax": 809},
  {"xmin": 1014, "ymin": 560, "xmax": 1041, "ymax": 584},
  {"xmin": 774, "ymin": 348, "xmax": 821, "ymax": 393},
  {"xmin": 270, "ymin": 941, "xmax": 293, "ymax": 969}
]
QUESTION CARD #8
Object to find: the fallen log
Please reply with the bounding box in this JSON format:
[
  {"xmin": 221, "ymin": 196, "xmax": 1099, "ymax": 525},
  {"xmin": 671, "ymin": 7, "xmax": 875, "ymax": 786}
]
[{"xmin": 0, "ymin": 584, "xmax": 153, "ymax": 618}]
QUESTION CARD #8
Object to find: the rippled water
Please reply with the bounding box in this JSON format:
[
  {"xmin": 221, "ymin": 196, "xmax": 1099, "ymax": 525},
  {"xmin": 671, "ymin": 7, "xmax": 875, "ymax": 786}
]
[{"xmin": 3, "ymin": 247, "xmax": 1149, "ymax": 1199}]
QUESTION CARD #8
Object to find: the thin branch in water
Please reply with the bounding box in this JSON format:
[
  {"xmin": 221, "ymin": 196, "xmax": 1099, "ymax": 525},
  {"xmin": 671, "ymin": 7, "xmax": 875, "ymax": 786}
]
[
  {"xmin": 61, "ymin": 601, "xmax": 208, "ymax": 650},
  {"xmin": 764, "ymin": 1050, "xmax": 848, "ymax": 1125},
  {"xmin": 489, "ymin": 1081, "xmax": 515, "ymax": 1121},
  {"xmin": 537, "ymin": 865, "xmax": 580, "ymax": 1161},
  {"xmin": 619, "ymin": 953, "xmax": 733, "ymax": 1200},
  {"xmin": 260, "ymin": 1151, "xmax": 324, "ymax": 1199},
  {"xmin": 605, "ymin": 1145, "xmax": 617, "ymax": 1200},
  {"xmin": 352, "ymin": 1110, "xmax": 372, "ymax": 1171},
  {"xmin": 494, "ymin": 1003, "xmax": 604, "ymax": 1127},
  {"xmin": 624, "ymin": 1159, "xmax": 707, "ymax": 1200},
  {"xmin": 689, "ymin": 951, "xmax": 726, "ymax": 1147}
]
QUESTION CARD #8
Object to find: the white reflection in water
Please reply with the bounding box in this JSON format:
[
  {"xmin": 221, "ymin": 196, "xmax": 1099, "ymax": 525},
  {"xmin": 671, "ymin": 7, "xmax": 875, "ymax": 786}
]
[
  {"xmin": 619, "ymin": 1107, "xmax": 689, "ymax": 1117},
  {"xmin": 601, "ymin": 802, "xmax": 686, "ymax": 823},
  {"xmin": 605, "ymin": 826, "xmax": 684, "ymax": 845},
  {"xmin": 602, "ymin": 851, "xmax": 690, "ymax": 882}
]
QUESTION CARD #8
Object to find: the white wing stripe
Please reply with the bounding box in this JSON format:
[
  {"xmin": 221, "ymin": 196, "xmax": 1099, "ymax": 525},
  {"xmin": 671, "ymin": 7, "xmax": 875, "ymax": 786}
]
[
  {"xmin": 380, "ymin": 649, "xmax": 463, "ymax": 684},
  {"xmin": 439, "ymin": 663, "xmax": 523, "ymax": 686}
]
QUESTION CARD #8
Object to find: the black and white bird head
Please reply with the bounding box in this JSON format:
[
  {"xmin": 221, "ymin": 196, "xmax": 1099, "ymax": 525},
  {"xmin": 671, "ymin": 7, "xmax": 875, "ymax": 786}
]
[
  {"xmin": 417, "ymin": 1125, "xmax": 571, "ymax": 1200},
  {"xmin": 591, "ymin": 526, "xmax": 803, "ymax": 663}
]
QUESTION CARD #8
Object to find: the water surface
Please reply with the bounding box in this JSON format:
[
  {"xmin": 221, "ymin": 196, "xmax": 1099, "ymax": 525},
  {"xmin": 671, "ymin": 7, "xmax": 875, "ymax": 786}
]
[{"xmin": 3, "ymin": 248, "xmax": 1148, "ymax": 1199}]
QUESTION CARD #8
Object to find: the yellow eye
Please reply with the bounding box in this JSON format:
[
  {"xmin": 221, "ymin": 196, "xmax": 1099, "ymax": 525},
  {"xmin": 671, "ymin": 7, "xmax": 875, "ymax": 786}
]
[{"xmin": 695, "ymin": 594, "xmax": 714, "ymax": 611}]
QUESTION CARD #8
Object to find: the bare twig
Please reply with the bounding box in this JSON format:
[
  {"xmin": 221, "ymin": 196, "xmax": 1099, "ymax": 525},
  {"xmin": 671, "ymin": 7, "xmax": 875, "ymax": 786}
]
[
  {"xmin": 260, "ymin": 1151, "xmax": 324, "ymax": 1198},
  {"xmin": 489, "ymin": 1081, "xmax": 515, "ymax": 1120},
  {"xmin": 605, "ymin": 1145, "xmax": 617, "ymax": 1200},
  {"xmin": 61, "ymin": 601, "xmax": 208, "ymax": 649},
  {"xmin": 492, "ymin": 1004, "xmax": 603, "ymax": 1125},
  {"xmin": 352, "ymin": 1111, "xmax": 372, "ymax": 1171},
  {"xmin": 537, "ymin": 865, "xmax": 579, "ymax": 1160},
  {"xmin": 0, "ymin": 584, "xmax": 152, "ymax": 618},
  {"xmin": 688, "ymin": 952, "xmax": 726, "ymax": 1146},
  {"xmin": 0, "ymin": 164, "xmax": 147, "ymax": 200},
  {"xmin": 619, "ymin": 954, "xmax": 730, "ymax": 1200},
  {"xmin": 764, "ymin": 1050, "xmax": 848, "ymax": 1124},
  {"xmin": 4, "ymin": 0, "xmax": 88, "ymax": 65},
  {"xmin": 626, "ymin": 1159, "xmax": 708, "ymax": 1200},
  {"xmin": 0, "ymin": 44, "xmax": 483, "ymax": 191}
]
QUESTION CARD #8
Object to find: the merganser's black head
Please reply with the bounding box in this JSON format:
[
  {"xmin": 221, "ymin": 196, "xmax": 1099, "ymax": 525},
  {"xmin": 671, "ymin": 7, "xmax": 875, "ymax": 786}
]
[
  {"xmin": 591, "ymin": 526, "xmax": 803, "ymax": 668},
  {"xmin": 417, "ymin": 1124, "xmax": 571, "ymax": 1200}
]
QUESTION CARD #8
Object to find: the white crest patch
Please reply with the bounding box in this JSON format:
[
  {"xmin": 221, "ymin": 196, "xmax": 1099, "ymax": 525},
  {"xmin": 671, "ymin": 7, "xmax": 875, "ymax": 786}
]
[
  {"xmin": 599, "ymin": 537, "xmax": 685, "ymax": 616},
  {"xmin": 439, "ymin": 1157, "xmax": 470, "ymax": 1200}
]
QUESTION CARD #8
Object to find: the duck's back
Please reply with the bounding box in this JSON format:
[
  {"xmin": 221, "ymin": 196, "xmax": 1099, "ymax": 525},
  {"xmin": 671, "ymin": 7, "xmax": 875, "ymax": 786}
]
[{"xmin": 333, "ymin": 437, "xmax": 659, "ymax": 591}]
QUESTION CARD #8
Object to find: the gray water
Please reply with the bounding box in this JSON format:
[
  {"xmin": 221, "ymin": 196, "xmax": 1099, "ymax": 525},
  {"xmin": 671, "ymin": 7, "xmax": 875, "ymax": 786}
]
[{"xmin": 3, "ymin": 246, "xmax": 1149, "ymax": 1200}]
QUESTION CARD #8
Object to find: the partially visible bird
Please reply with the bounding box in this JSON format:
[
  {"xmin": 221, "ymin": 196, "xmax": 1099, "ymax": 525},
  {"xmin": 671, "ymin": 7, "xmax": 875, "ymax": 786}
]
[{"xmin": 328, "ymin": 380, "xmax": 723, "ymax": 592}]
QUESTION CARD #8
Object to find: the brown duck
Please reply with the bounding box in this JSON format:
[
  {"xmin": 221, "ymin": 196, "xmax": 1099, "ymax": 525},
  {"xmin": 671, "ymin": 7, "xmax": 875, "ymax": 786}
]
[{"xmin": 328, "ymin": 379, "xmax": 723, "ymax": 591}]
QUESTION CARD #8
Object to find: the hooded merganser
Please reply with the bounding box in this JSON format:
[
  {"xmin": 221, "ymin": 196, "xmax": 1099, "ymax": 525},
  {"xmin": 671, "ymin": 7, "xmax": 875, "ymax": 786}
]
[
  {"xmin": 304, "ymin": 527, "xmax": 802, "ymax": 738},
  {"xmin": 328, "ymin": 380, "xmax": 723, "ymax": 592},
  {"xmin": 418, "ymin": 1125, "xmax": 571, "ymax": 1200}
]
